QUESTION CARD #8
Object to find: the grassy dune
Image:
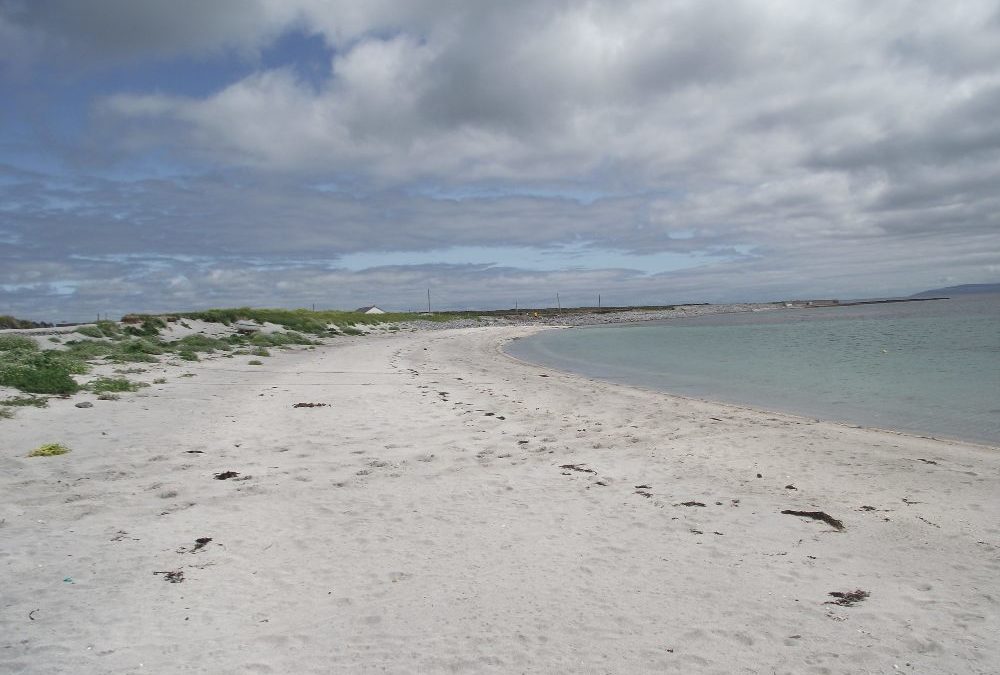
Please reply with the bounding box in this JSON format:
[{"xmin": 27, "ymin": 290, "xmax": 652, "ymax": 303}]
[{"xmin": 0, "ymin": 306, "xmax": 450, "ymax": 397}]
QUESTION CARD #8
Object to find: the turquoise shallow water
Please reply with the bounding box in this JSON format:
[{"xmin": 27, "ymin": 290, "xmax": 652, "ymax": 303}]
[{"xmin": 506, "ymin": 294, "xmax": 1000, "ymax": 446}]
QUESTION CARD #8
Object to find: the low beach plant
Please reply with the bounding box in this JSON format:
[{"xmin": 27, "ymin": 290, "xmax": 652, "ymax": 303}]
[
  {"xmin": 250, "ymin": 347, "xmax": 270, "ymax": 357},
  {"xmin": 28, "ymin": 443, "xmax": 70, "ymax": 457},
  {"xmin": 178, "ymin": 307, "xmax": 458, "ymax": 335},
  {"xmin": 74, "ymin": 321, "xmax": 125, "ymax": 339},
  {"xmin": 87, "ymin": 377, "xmax": 146, "ymax": 393},
  {"xmin": 0, "ymin": 351, "xmax": 83, "ymax": 395},
  {"xmin": 65, "ymin": 337, "xmax": 163, "ymax": 364},
  {"xmin": 0, "ymin": 407, "xmax": 11, "ymax": 419},
  {"xmin": 113, "ymin": 338, "xmax": 164, "ymax": 362},
  {"xmin": 172, "ymin": 334, "xmax": 231, "ymax": 353},
  {"xmin": 95, "ymin": 321, "xmax": 122, "ymax": 338},
  {"xmin": 97, "ymin": 393, "xmax": 120, "ymax": 401},
  {"xmin": 248, "ymin": 359, "xmax": 263, "ymax": 366},
  {"xmin": 76, "ymin": 325, "xmax": 105, "ymax": 339},
  {"xmin": 63, "ymin": 339, "xmax": 114, "ymax": 360},
  {"xmin": 122, "ymin": 317, "xmax": 166, "ymax": 337},
  {"xmin": 0, "ymin": 395, "xmax": 49, "ymax": 407},
  {"xmin": 249, "ymin": 331, "xmax": 313, "ymax": 347},
  {"xmin": 0, "ymin": 335, "xmax": 39, "ymax": 352}
]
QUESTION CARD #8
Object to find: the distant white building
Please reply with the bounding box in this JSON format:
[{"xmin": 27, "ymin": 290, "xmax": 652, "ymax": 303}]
[{"xmin": 355, "ymin": 306, "xmax": 386, "ymax": 315}]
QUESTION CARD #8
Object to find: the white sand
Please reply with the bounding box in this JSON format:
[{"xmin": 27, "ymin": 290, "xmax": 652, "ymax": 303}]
[{"xmin": 1, "ymin": 326, "xmax": 998, "ymax": 674}]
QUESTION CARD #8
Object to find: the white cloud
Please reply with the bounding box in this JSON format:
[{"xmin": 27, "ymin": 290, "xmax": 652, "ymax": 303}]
[
  {"xmin": 91, "ymin": 1, "xmax": 1000, "ymax": 188},
  {"xmin": 2, "ymin": 1, "xmax": 999, "ymax": 318}
]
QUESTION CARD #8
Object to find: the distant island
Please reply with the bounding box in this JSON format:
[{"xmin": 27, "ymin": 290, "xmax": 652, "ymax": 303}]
[{"xmin": 911, "ymin": 283, "xmax": 1000, "ymax": 297}]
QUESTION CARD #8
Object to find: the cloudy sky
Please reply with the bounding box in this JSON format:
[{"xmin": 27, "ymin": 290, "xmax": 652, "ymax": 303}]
[{"xmin": 2, "ymin": 1, "xmax": 999, "ymax": 320}]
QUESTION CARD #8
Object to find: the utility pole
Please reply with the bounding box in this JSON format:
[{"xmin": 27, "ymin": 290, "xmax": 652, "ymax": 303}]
[
  {"xmin": 427, "ymin": 288, "xmax": 431, "ymax": 313},
  {"xmin": 556, "ymin": 293, "xmax": 561, "ymax": 311},
  {"xmin": 598, "ymin": 294, "xmax": 601, "ymax": 308}
]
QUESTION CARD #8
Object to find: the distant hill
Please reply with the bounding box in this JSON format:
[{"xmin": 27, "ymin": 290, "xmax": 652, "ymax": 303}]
[{"xmin": 911, "ymin": 283, "xmax": 1000, "ymax": 297}]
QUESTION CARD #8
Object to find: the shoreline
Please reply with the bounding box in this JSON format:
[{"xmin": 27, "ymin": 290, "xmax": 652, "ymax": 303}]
[
  {"xmin": 500, "ymin": 326, "xmax": 999, "ymax": 452},
  {"xmin": 505, "ymin": 291, "xmax": 999, "ymax": 448},
  {"xmin": 3, "ymin": 326, "xmax": 999, "ymax": 673}
]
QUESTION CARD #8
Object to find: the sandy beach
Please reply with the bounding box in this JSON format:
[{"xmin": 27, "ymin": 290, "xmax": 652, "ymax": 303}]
[{"xmin": 2, "ymin": 325, "xmax": 999, "ymax": 674}]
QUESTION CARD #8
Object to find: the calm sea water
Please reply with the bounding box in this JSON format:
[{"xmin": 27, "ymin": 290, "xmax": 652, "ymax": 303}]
[{"xmin": 507, "ymin": 294, "xmax": 1000, "ymax": 446}]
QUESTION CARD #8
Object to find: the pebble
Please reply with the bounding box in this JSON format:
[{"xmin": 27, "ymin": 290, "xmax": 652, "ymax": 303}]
[{"xmin": 75, "ymin": 401, "xmax": 93, "ymax": 408}]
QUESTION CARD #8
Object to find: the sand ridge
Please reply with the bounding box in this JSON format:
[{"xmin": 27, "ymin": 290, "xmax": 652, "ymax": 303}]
[{"xmin": 1, "ymin": 326, "xmax": 998, "ymax": 673}]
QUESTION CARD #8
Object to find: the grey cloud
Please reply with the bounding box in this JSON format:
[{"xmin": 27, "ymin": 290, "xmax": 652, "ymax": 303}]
[
  {"xmin": 89, "ymin": 0, "xmax": 1000, "ymax": 198},
  {"xmin": 3, "ymin": 1, "xmax": 999, "ymax": 319},
  {"xmin": 1, "ymin": 170, "xmax": 664, "ymax": 258},
  {"xmin": 5, "ymin": 155, "xmax": 998, "ymax": 321},
  {"xmin": 98, "ymin": 2, "xmax": 790, "ymax": 178},
  {"xmin": 886, "ymin": 4, "xmax": 1000, "ymax": 76},
  {"xmin": 811, "ymin": 84, "xmax": 1000, "ymax": 172},
  {"xmin": 0, "ymin": 0, "xmax": 301, "ymax": 66},
  {"xmin": 6, "ymin": 225, "xmax": 998, "ymax": 323}
]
